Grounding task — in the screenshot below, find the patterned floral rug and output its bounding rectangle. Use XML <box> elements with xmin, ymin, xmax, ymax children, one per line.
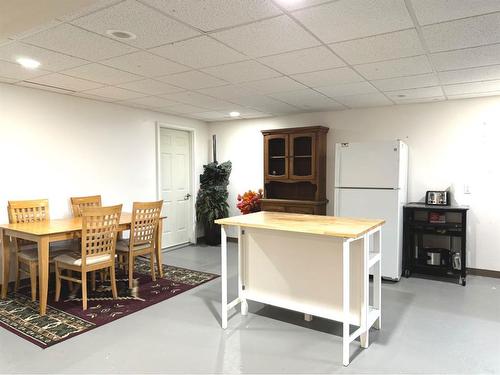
<box><xmin>0</xmin><ymin>258</ymin><xmax>218</xmax><ymax>348</ymax></box>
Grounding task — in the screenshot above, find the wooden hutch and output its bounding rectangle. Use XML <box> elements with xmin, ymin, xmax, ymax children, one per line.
<box><xmin>261</xmin><ymin>126</ymin><xmax>329</xmax><ymax>215</ymax></box>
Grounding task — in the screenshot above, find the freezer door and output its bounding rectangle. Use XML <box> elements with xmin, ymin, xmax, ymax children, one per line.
<box><xmin>335</xmin><ymin>141</ymin><xmax>401</xmax><ymax>188</ymax></box>
<box><xmin>334</xmin><ymin>188</ymin><xmax>402</xmax><ymax>280</ymax></box>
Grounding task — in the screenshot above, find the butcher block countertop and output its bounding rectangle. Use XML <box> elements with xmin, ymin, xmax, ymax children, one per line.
<box><xmin>215</xmin><ymin>211</ymin><xmax>385</xmax><ymax>238</ymax></box>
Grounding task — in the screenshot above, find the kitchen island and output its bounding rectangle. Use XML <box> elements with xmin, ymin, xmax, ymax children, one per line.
<box><xmin>215</xmin><ymin>211</ymin><xmax>384</xmax><ymax>366</ymax></box>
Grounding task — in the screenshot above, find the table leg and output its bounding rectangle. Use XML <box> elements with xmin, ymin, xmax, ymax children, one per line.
<box><xmin>38</xmin><ymin>236</ymin><xmax>50</xmax><ymax>316</ymax></box>
<box><xmin>1</xmin><ymin>229</ymin><xmax>10</xmax><ymax>299</ymax></box>
<box><xmin>374</xmin><ymin>229</ymin><xmax>382</xmax><ymax>330</ymax></box>
<box><xmin>221</xmin><ymin>225</ymin><xmax>228</xmax><ymax>329</ymax></box>
<box><xmin>360</xmin><ymin>233</ymin><xmax>370</xmax><ymax>348</ymax></box>
<box><xmin>342</xmin><ymin>239</ymin><xmax>350</xmax><ymax>367</ymax></box>
<box><xmin>156</xmin><ymin>219</ymin><xmax>163</xmax><ymax>278</ymax></box>
<box><xmin>238</xmin><ymin>227</ymin><xmax>248</xmax><ymax>316</ymax></box>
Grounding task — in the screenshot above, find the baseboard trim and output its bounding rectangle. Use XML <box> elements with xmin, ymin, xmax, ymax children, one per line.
<box><xmin>467</xmin><ymin>267</ymin><xmax>500</xmax><ymax>279</ymax></box>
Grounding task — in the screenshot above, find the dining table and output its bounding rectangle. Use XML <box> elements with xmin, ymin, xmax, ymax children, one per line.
<box><xmin>0</xmin><ymin>213</ymin><xmax>165</xmax><ymax>315</ymax></box>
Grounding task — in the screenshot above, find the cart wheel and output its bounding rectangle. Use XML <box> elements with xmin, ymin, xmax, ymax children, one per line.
<box><xmin>461</xmin><ymin>278</ymin><xmax>466</xmax><ymax>286</ymax></box>
<box><xmin>404</xmin><ymin>269</ymin><xmax>411</xmax><ymax>278</ymax></box>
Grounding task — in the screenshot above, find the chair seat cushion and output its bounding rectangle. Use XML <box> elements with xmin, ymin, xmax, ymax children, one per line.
<box><xmin>18</xmin><ymin>248</ymin><xmax>73</xmax><ymax>262</ymax></box>
<box><xmin>54</xmin><ymin>252</ymin><xmax>112</xmax><ymax>266</ymax></box>
<box><xmin>116</xmin><ymin>240</ymin><xmax>153</xmax><ymax>252</ymax></box>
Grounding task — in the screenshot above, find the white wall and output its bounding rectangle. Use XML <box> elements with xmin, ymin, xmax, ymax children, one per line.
<box><xmin>209</xmin><ymin>97</ymin><xmax>500</xmax><ymax>272</ymax></box>
<box><xmin>0</xmin><ymin>83</ymin><xmax>209</xmax><ymax>279</ymax></box>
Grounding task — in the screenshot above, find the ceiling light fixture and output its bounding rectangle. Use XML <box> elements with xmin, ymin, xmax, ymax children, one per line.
<box><xmin>106</xmin><ymin>29</ymin><xmax>137</xmax><ymax>40</ymax></box>
<box><xmin>230</xmin><ymin>111</ymin><xmax>240</xmax><ymax>117</ymax></box>
<box><xmin>17</xmin><ymin>57</ymin><xmax>41</xmax><ymax>69</ymax></box>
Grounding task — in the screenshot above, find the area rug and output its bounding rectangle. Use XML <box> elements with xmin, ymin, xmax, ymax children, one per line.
<box><xmin>0</xmin><ymin>258</ymin><xmax>219</xmax><ymax>348</ymax></box>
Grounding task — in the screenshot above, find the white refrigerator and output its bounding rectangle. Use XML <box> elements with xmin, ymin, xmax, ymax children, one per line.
<box><xmin>334</xmin><ymin>140</ymin><xmax>408</xmax><ymax>280</ymax></box>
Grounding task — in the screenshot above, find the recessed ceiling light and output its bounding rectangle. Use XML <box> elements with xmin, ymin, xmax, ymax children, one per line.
<box><xmin>397</xmin><ymin>94</ymin><xmax>406</xmax><ymax>98</ymax></box>
<box><xmin>17</xmin><ymin>57</ymin><xmax>41</xmax><ymax>69</ymax></box>
<box><xmin>106</xmin><ymin>29</ymin><xmax>137</xmax><ymax>40</ymax></box>
<box><xmin>230</xmin><ymin>111</ymin><xmax>240</xmax><ymax>117</ymax></box>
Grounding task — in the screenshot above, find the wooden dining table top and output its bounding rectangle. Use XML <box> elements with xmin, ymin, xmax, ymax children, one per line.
<box><xmin>0</xmin><ymin>213</ymin><xmax>166</xmax><ymax>236</ymax></box>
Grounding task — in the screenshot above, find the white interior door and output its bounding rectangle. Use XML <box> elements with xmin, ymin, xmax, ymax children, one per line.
<box><xmin>159</xmin><ymin>127</ymin><xmax>192</xmax><ymax>248</ymax></box>
<box><xmin>335</xmin><ymin>141</ymin><xmax>400</xmax><ymax>188</ymax></box>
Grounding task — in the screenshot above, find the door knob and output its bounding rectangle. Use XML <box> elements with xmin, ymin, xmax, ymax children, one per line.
<box><xmin>184</xmin><ymin>193</ymin><xmax>192</xmax><ymax>200</ymax></box>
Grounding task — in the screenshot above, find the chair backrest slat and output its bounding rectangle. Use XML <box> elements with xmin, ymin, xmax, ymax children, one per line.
<box><xmin>81</xmin><ymin>205</ymin><xmax>122</xmax><ymax>265</ymax></box>
<box><xmin>70</xmin><ymin>195</ymin><xmax>102</xmax><ymax>218</ymax></box>
<box><xmin>130</xmin><ymin>201</ymin><xmax>163</xmax><ymax>247</ymax></box>
<box><xmin>8</xmin><ymin>199</ymin><xmax>50</xmax><ymax>224</ymax></box>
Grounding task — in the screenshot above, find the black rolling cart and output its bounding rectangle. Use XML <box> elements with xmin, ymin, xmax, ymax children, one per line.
<box><xmin>403</xmin><ymin>203</ymin><xmax>468</xmax><ymax>286</ymax></box>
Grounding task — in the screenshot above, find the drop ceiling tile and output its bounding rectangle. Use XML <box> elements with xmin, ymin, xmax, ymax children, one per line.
<box><xmin>316</xmin><ymin>81</ymin><xmax>378</xmax><ymax>97</ymax></box>
<box><xmin>259</xmin><ymin>46</ymin><xmax>345</xmax><ymax>75</ymax></box>
<box><xmin>57</xmin><ymin>0</ymin><xmax>123</xmax><ymax>21</ymax></box>
<box><xmin>158</xmin><ymin>70</ymin><xmax>227</xmax><ymax>90</ymax></box>
<box><xmin>0</xmin><ymin>60</ymin><xmax>50</xmax><ymax>80</ymax></box>
<box><xmin>141</xmin><ymin>0</ymin><xmax>282</xmax><ymax>32</ymax></box>
<box><xmin>410</xmin><ymin>0</ymin><xmax>500</xmax><ymax>26</ymax></box>
<box><xmin>201</xmin><ymin>60</ymin><xmax>281</xmax><ymax>84</ymax></box>
<box><xmin>242</xmin><ymin>76</ymin><xmax>307</xmax><ymax>94</ymax></box>
<box><xmin>0</xmin><ymin>42</ymin><xmax>88</xmax><ymax>72</ymax></box>
<box><xmin>431</xmin><ymin>44</ymin><xmax>500</xmax><ymax>71</ymax></box>
<box><xmin>72</xmin><ymin>92</ymin><xmax>116</xmax><ymax>102</ymax></box>
<box><xmin>119</xmin><ymin>95</ymin><xmax>180</xmax><ymax>108</ymax></box>
<box><xmin>269</xmin><ymin>89</ymin><xmax>343</xmax><ymax>110</ymax></box>
<box><xmin>116</xmin><ymin>78</ymin><xmax>184</xmax><ymax>94</ymax></box>
<box><xmin>329</xmin><ymin>29</ymin><xmax>424</xmax><ymax>65</ymax></box>
<box><xmin>101</xmin><ymin>51</ymin><xmax>188</xmax><ymax>77</ymax></box>
<box><xmin>239</xmin><ymin>109</ymin><xmax>272</xmax><ymax>118</ymax></box>
<box><xmin>293</xmin><ymin>0</ymin><xmax>413</xmax><ymax>43</ymax></box>
<box><xmin>160</xmin><ymin>91</ymin><xmax>234</xmax><ymax>110</ymax></box>
<box><xmin>335</xmin><ymin>92</ymin><xmax>393</xmax><ymax>108</ymax></box>
<box><xmin>274</xmin><ymin>0</ymin><xmax>335</xmax><ymax>11</ymax></box>
<box><xmin>197</xmin><ymin>85</ymin><xmax>260</xmax><ymax>99</ymax></box>
<box><xmin>27</xmin><ymin>73</ymin><xmax>104</xmax><ymax>91</ymax></box>
<box><xmin>355</xmin><ymin>55</ymin><xmax>433</xmax><ymax>80</ymax></box>
<box><xmin>82</xmin><ymin>86</ymin><xmax>146</xmax><ymax>100</ymax></box>
<box><xmin>71</xmin><ymin>0</ymin><xmax>200</xmax><ymax>49</ymax></box>
<box><xmin>291</xmin><ymin>67</ymin><xmax>364</xmax><ymax>88</ymax></box>
<box><xmin>438</xmin><ymin>65</ymin><xmax>500</xmax><ymax>85</ymax></box>
<box><xmin>61</xmin><ymin>63</ymin><xmax>142</xmax><ymax>85</ymax></box>
<box><xmin>161</xmin><ymin>103</ymin><xmax>208</xmax><ymax>114</ymax></box>
<box><xmin>0</xmin><ymin>77</ymin><xmax>17</xmax><ymax>83</ymax></box>
<box><xmin>8</xmin><ymin>20</ymin><xmax>62</xmax><ymax>40</ymax></box>
<box><xmin>190</xmin><ymin>111</ymin><xmax>230</xmax><ymax>121</ymax></box>
<box><xmin>212</xmin><ymin>15</ymin><xmax>320</xmax><ymax>57</ymax></box>
<box><xmin>21</xmin><ymin>24</ymin><xmax>137</xmax><ymax>61</ymax></box>
<box><xmin>386</xmin><ymin>86</ymin><xmax>444</xmax><ymax>100</ymax></box>
<box><xmin>422</xmin><ymin>13</ymin><xmax>500</xmax><ymax>53</ymax></box>
<box><xmin>447</xmin><ymin>91</ymin><xmax>500</xmax><ymax>100</ymax></box>
<box><xmin>371</xmin><ymin>73</ymin><xmax>439</xmax><ymax>91</ymax></box>
<box><xmin>150</xmin><ymin>36</ymin><xmax>247</xmax><ymax>69</ymax></box>
<box><xmin>443</xmin><ymin>80</ymin><xmax>500</xmax><ymax>96</ymax></box>
<box><xmin>230</xmin><ymin>95</ymin><xmax>299</xmax><ymax>114</ymax></box>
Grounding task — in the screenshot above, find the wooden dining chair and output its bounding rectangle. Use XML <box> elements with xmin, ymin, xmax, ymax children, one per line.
<box><xmin>116</xmin><ymin>201</ymin><xmax>163</xmax><ymax>289</ymax></box>
<box><xmin>70</xmin><ymin>195</ymin><xmax>102</xmax><ymax>217</ymax></box>
<box><xmin>54</xmin><ymin>205</ymin><xmax>122</xmax><ymax>310</ymax></box>
<box><xmin>7</xmin><ymin>199</ymin><xmax>49</xmax><ymax>301</ymax></box>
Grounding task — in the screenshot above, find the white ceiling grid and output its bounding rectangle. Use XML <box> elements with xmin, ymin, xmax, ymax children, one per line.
<box><xmin>0</xmin><ymin>0</ymin><xmax>499</xmax><ymax>121</ymax></box>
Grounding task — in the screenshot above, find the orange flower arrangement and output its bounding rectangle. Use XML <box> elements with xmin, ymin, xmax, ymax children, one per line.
<box><xmin>237</xmin><ymin>189</ymin><xmax>264</xmax><ymax>214</ymax></box>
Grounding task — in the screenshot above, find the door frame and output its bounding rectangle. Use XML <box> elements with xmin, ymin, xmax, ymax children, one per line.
<box><xmin>155</xmin><ymin>122</ymin><xmax>196</xmax><ymax>246</ymax></box>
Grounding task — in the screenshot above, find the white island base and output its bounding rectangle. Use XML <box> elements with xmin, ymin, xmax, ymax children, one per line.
<box><xmin>216</xmin><ymin>211</ymin><xmax>383</xmax><ymax>366</ymax></box>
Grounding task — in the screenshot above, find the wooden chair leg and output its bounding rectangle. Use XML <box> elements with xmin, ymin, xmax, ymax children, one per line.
<box><xmin>55</xmin><ymin>262</ymin><xmax>61</xmax><ymax>302</ymax></box>
<box><xmin>82</xmin><ymin>272</ymin><xmax>88</xmax><ymax>310</ymax></box>
<box><xmin>14</xmin><ymin>257</ymin><xmax>20</xmax><ymax>292</ymax></box>
<box><xmin>91</xmin><ymin>271</ymin><xmax>96</xmax><ymax>291</ymax></box>
<box><xmin>110</xmin><ymin>266</ymin><xmax>118</xmax><ymax>299</ymax></box>
<box><xmin>29</xmin><ymin>262</ymin><xmax>37</xmax><ymax>302</ymax></box>
<box><xmin>149</xmin><ymin>252</ymin><xmax>156</xmax><ymax>282</ymax></box>
<box><xmin>128</xmin><ymin>253</ymin><xmax>135</xmax><ymax>289</ymax></box>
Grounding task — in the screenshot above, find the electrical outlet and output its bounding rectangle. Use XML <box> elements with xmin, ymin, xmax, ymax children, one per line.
<box><xmin>464</xmin><ymin>184</ymin><xmax>471</xmax><ymax>194</ymax></box>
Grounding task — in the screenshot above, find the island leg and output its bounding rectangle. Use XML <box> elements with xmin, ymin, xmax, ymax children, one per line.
<box><xmin>221</xmin><ymin>225</ymin><xmax>228</xmax><ymax>329</ymax></box>
<box><xmin>360</xmin><ymin>233</ymin><xmax>370</xmax><ymax>348</ymax></box>
<box><xmin>374</xmin><ymin>229</ymin><xmax>382</xmax><ymax>330</ymax></box>
<box><xmin>342</xmin><ymin>239</ymin><xmax>351</xmax><ymax>366</ymax></box>
<box><xmin>238</xmin><ymin>227</ymin><xmax>248</xmax><ymax>316</ymax></box>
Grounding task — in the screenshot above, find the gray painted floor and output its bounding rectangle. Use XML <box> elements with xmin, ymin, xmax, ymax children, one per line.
<box><xmin>0</xmin><ymin>243</ymin><xmax>499</xmax><ymax>374</ymax></box>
